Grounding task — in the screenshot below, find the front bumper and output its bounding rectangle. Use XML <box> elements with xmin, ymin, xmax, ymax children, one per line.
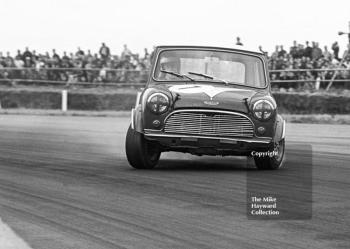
<box><xmin>144</xmin><ymin>129</ymin><xmax>273</xmax><ymax>156</ymax></box>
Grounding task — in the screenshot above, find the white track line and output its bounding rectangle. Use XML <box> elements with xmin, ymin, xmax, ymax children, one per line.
<box><xmin>0</xmin><ymin>217</ymin><xmax>33</xmax><ymax>249</ymax></box>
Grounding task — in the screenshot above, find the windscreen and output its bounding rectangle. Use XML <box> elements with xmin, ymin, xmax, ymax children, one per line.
<box><xmin>154</xmin><ymin>49</ymin><xmax>266</xmax><ymax>88</ymax></box>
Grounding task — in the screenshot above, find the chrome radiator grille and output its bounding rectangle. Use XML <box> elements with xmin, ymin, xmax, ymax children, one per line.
<box><xmin>164</xmin><ymin>111</ymin><xmax>254</xmax><ymax>138</ymax></box>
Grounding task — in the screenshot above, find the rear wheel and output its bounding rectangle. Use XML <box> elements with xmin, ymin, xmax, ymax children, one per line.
<box><xmin>125</xmin><ymin>125</ymin><xmax>161</xmax><ymax>169</ymax></box>
<box><xmin>254</xmin><ymin>139</ymin><xmax>285</xmax><ymax>170</ymax></box>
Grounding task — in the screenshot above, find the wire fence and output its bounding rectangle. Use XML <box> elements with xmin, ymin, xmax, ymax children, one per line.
<box><xmin>0</xmin><ymin>67</ymin><xmax>349</xmax><ymax>90</ymax></box>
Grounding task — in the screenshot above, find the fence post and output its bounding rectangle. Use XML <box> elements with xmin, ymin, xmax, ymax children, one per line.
<box><xmin>61</xmin><ymin>90</ymin><xmax>68</xmax><ymax>112</ymax></box>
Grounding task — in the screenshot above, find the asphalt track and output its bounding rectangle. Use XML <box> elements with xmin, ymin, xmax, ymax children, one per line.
<box><xmin>0</xmin><ymin>115</ymin><xmax>349</xmax><ymax>249</ymax></box>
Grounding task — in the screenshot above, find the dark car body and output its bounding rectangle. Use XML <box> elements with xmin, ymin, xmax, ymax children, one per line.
<box><xmin>126</xmin><ymin>46</ymin><xmax>285</xmax><ymax>169</ymax></box>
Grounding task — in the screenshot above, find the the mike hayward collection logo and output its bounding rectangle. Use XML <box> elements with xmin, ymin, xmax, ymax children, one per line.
<box><xmin>169</xmin><ymin>84</ymin><xmax>250</xmax><ymax>100</ymax></box>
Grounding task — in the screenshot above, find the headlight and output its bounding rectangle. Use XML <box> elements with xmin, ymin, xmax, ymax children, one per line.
<box><xmin>147</xmin><ymin>93</ymin><xmax>170</xmax><ymax>114</ymax></box>
<box><xmin>252</xmin><ymin>100</ymin><xmax>275</xmax><ymax>120</ymax></box>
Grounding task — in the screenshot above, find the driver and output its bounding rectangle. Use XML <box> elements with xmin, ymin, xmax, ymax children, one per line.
<box><xmin>158</xmin><ymin>57</ymin><xmax>179</xmax><ymax>80</ymax></box>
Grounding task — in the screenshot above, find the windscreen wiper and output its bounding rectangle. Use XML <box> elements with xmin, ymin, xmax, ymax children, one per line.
<box><xmin>188</xmin><ymin>71</ymin><xmax>228</xmax><ymax>85</ymax></box>
<box><xmin>160</xmin><ymin>69</ymin><xmax>195</xmax><ymax>81</ymax></box>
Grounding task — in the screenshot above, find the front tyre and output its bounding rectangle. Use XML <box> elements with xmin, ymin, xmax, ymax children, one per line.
<box><xmin>254</xmin><ymin>139</ymin><xmax>285</xmax><ymax>170</ymax></box>
<box><xmin>125</xmin><ymin>125</ymin><xmax>161</xmax><ymax>169</ymax></box>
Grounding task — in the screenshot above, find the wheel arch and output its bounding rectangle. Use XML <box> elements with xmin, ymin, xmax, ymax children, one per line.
<box><xmin>273</xmin><ymin>114</ymin><xmax>285</xmax><ymax>143</ymax></box>
<box><xmin>131</xmin><ymin>105</ymin><xmax>143</xmax><ymax>133</ymax></box>
<box><xmin>130</xmin><ymin>91</ymin><xmax>143</xmax><ymax>133</ymax></box>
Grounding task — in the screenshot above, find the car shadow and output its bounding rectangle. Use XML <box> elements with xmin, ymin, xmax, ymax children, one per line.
<box><xmin>152</xmin><ymin>143</ymin><xmax>308</xmax><ymax>172</ymax></box>
<box><xmin>154</xmin><ymin>157</ymin><xmax>257</xmax><ymax>171</ymax></box>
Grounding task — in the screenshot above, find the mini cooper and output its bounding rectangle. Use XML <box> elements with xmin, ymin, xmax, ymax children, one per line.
<box><xmin>125</xmin><ymin>46</ymin><xmax>285</xmax><ymax>170</ymax></box>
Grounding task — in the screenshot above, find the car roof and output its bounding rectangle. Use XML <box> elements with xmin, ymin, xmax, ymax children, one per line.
<box><xmin>155</xmin><ymin>45</ymin><xmax>264</xmax><ymax>56</ymax></box>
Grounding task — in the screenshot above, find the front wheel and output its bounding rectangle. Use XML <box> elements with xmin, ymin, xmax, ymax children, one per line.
<box><xmin>254</xmin><ymin>139</ymin><xmax>285</xmax><ymax>170</ymax></box>
<box><xmin>125</xmin><ymin>125</ymin><xmax>161</xmax><ymax>169</ymax></box>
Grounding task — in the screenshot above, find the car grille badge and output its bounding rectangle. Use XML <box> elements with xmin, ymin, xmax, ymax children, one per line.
<box><xmin>203</xmin><ymin>100</ymin><xmax>219</xmax><ymax>105</ymax></box>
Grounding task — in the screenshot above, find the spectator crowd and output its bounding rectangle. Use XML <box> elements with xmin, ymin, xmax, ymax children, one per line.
<box><xmin>265</xmin><ymin>41</ymin><xmax>350</xmax><ymax>87</ymax></box>
<box><xmin>0</xmin><ymin>43</ymin><xmax>152</xmax><ymax>83</ymax></box>
<box><xmin>0</xmin><ymin>41</ymin><xmax>349</xmax><ymax>88</ymax></box>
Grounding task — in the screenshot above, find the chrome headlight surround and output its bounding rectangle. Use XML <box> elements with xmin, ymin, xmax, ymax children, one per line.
<box><xmin>252</xmin><ymin>99</ymin><xmax>275</xmax><ymax>121</ymax></box>
<box><xmin>147</xmin><ymin>93</ymin><xmax>170</xmax><ymax>114</ymax></box>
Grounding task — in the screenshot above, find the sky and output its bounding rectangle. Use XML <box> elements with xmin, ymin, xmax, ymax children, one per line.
<box><xmin>1</xmin><ymin>0</ymin><xmax>350</xmax><ymax>56</ymax></box>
